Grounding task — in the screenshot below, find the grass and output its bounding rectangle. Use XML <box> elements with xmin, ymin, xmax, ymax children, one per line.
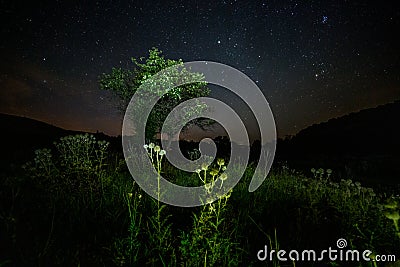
<box><xmin>0</xmin><ymin>134</ymin><xmax>399</xmax><ymax>266</ymax></box>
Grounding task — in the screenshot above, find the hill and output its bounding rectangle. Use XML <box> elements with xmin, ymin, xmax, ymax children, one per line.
<box><xmin>277</xmin><ymin>101</ymin><xmax>400</xmax><ymax>185</ymax></box>
<box><xmin>286</xmin><ymin>100</ymin><xmax>400</xmax><ymax>155</ymax></box>
<box><xmin>0</xmin><ymin>114</ymin><xmax>120</xmax><ymax>166</ymax></box>
<box><xmin>0</xmin><ymin>114</ymin><xmax>82</xmax><ymax>164</ymax></box>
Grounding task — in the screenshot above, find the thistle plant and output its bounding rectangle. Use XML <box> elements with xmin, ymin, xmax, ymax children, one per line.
<box><xmin>143</xmin><ymin>143</ymin><xmax>175</xmax><ymax>266</ymax></box>
<box><xmin>53</xmin><ymin>134</ymin><xmax>110</xmax><ymax>207</ymax></box>
<box><xmin>144</xmin><ymin>143</ymin><xmax>166</xmax><ymax>201</ymax></box>
<box><xmin>195</xmin><ymin>158</ymin><xmax>227</xmax><ymax>193</ymax></box>
<box><xmin>55</xmin><ymin>134</ymin><xmax>109</xmax><ymax>177</ymax></box>
<box><xmin>23</xmin><ymin>148</ymin><xmax>57</xmax><ymax>184</ymax></box>
<box><xmin>22</xmin><ymin>134</ymin><xmax>110</xmax><ymax>207</ymax></box>
<box><xmin>180</xmin><ymin>158</ymin><xmax>240</xmax><ymax>266</ymax></box>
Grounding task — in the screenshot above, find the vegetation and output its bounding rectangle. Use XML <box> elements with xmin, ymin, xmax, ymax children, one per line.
<box><xmin>99</xmin><ymin>48</ymin><xmax>211</xmax><ymax>142</ymax></box>
<box><xmin>1</xmin><ymin>50</ymin><xmax>398</xmax><ymax>266</ymax></box>
<box><xmin>0</xmin><ymin>133</ymin><xmax>399</xmax><ymax>266</ymax></box>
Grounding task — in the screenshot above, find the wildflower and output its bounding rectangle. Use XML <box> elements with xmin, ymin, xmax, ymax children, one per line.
<box><xmin>195</xmin><ymin>169</ymin><xmax>201</xmax><ymax>174</ymax></box>
<box><xmin>217</xmin><ymin>158</ymin><xmax>225</xmax><ymax>166</ymax></box>
<box><xmin>143</xmin><ymin>144</ymin><xmax>149</xmax><ymax>149</ymax></box>
<box><xmin>159</xmin><ymin>150</ymin><xmax>166</xmax><ymax>156</ymax></box>
<box><xmin>216</xmin><ymin>191</ymin><xmax>224</xmax><ymax>199</ymax></box>
<box><xmin>201</xmin><ymin>162</ymin><xmax>209</xmax><ymax>171</ymax></box>
<box><xmin>209</xmin><ymin>205</ymin><xmax>215</xmax><ymax>212</ymax></box>
<box><xmin>219</xmin><ymin>173</ymin><xmax>228</xmax><ymax>181</ymax></box>
<box><xmin>209</xmin><ymin>169</ymin><xmax>219</xmax><ymax>177</ymax></box>
<box><xmin>204</xmin><ymin>182</ymin><xmax>212</xmax><ymax>192</ymax></box>
<box><xmin>219</xmin><ymin>173</ymin><xmax>228</xmax><ymax>189</ymax></box>
<box><xmin>154</xmin><ymin>145</ymin><xmax>161</xmax><ymax>152</ymax></box>
<box><xmin>149</xmin><ymin>143</ymin><xmax>155</xmax><ymax>149</ymax></box>
<box><xmin>128</xmin><ymin>193</ymin><xmax>133</xmax><ymax>198</ymax></box>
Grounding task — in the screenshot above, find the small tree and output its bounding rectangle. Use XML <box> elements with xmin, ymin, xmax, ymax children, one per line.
<box><xmin>99</xmin><ymin>48</ymin><xmax>211</xmax><ymax>142</ymax></box>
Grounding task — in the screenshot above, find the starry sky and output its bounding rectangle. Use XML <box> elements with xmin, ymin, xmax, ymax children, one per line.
<box><xmin>1</xmin><ymin>0</ymin><xmax>399</xmax><ymax>138</ymax></box>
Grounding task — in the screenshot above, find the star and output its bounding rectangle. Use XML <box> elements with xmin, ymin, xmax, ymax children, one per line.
<box><xmin>0</xmin><ymin>0</ymin><xmax>397</xmax><ymax>140</ymax></box>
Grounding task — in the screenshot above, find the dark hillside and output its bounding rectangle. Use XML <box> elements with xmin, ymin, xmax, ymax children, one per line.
<box><xmin>0</xmin><ymin>114</ymin><xmax>119</xmax><ymax>167</ymax></box>
<box><xmin>277</xmin><ymin>101</ymin><xmax>400</xmax><ymax>186</ymax></box>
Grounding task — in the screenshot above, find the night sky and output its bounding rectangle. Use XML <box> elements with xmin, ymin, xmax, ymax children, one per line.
<box><xmin>1</xmin><ymin>1</ymin><xmax>399</xmax><ymax>138</ymax></box>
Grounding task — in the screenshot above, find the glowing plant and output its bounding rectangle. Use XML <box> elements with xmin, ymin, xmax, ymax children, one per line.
<box><xmin>180</xmin><ymin>158</ymin><xmax>240</xmax><ymax>266</ymax></box>
<box><xmin>143</xmin><ymin>143</ymin><xmax>175</xmax><ymax>265</ymax></box>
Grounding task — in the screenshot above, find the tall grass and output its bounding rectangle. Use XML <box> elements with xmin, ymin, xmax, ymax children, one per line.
<box><xmin>0</xmin><ymin>134</ymin><xmax>399</xmax><ymax>266</ymax></box>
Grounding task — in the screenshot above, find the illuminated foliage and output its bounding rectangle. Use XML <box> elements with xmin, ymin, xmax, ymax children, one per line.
<box><xmin>99</xmin><ymin>48</ymin><xmax>211</xmax><ymax>141</ymax></box>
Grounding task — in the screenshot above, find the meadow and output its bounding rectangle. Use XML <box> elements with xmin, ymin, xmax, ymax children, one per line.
<box><xmin>0</xmin><ymin>134</ymin><xmax>399</xmax><ymax>266</ymax></box>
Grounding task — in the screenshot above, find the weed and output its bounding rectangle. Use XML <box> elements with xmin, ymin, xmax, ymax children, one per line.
<box><xmin>112</xmin><ymin>189</ymin><xmax>142</xmax><ymax>266</ymax></box>
<box><xmin>2</xmin><ymin>137</ymin><xmax>399</xmax><ymax>266</ymax></box>
<box><xmin>179</xmin><ymin>159</ymin><xmax>241</xmax><ymax>266</ymax></box>
<box><xmin>144</xmin><ymin>143</ymin><xmax>176</xmax><ymax>266</ymax></box>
